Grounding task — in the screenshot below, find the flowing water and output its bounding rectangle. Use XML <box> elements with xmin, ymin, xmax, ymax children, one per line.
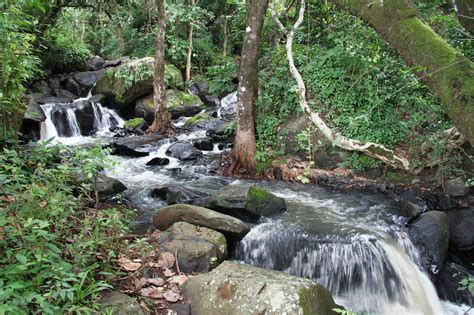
<box><xmin>36</xmin><ymin>91</ymin><xmax>472</xmax><ymax>315</ymax></box>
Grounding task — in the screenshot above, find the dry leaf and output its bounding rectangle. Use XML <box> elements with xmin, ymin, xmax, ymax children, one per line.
<box><xmin>163</xmin><ymin>290</ymin><xmax>181</xmax><ymax>303</ymax></box>
<box><xmin>139</xmin><ymin>300</ymin><xmax>150</xmax><ymax>313</ymax></box>
<box><xmin>118</xmin><ymin>255</ymin><xmax>141</xmax><ymax>271</ymax></box>
<box><xmin>140</xmin><ymin>287</ymin><xmax>164</xmax><ymax>299</ymax></box>
<box><xmin>148</xmin><ymin>277</ymin><xmax>165</xmax><ymax>286</ymax></box>
<box><xmin>156</xmin><ymin>252</ymin><xmax>175</xmax><ymax>269</ymax></box>
<box><xmin>150</xmin><ymin>230</ymin><xmax>162</xmax><ymax>240</ymax></box>
<box><xmin>167</xmin><ymin>275</ymin><xmax>188</xmax><ymax>287</ymax></box>
<box><xmin>0</xmin><ymin>195</ymin><xmax>15</xmax><ymax>204</ymax></box>
<box><xmin>134</xmin><ymin>277</ymin><xmax>148</xmax><ymax>290</ymax></box>
<box><xmin>163</xmin><ymin>269</ymin><xmax>175</xmax><ymax>277</ymax></box>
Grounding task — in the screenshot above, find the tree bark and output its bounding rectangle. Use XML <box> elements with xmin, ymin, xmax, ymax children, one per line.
<box><xmin>149</xmin><ymin>0</ymin><xmax>172</xmax><ymax>134</ymax></box>
<box><xmin>453</xmin><ymin>0</ymin><xmax>474</xmax><ymax>33</ymax></box>
<box><xmin>332</xmin><ymin>0</ymin><xmax>474</xmax><ymax>145</ymax></box>
<box><xmin>270</xmin><ymin>0</ymin><xmax>411</xmax><ymax>171</ymax></box>
<box><xmin>185</xmin><ymin>0</ymin><xmax>196</xmax><ymax>83</ymax></box>
<box><xmin>232</xmin><ymin>0</ymin><xmax>269</xmax><ymax>173</ymax></box>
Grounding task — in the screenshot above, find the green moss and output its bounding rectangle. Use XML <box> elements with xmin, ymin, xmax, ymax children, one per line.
<box><xmin>247</xmin><ymin>186</ymin><xmax>269</xmax><ymax>202</ymax></box>
<box><xmin>184</xmin><ymin>112</ymin><xmax>211</xmax><ymax>127</ymax></box>
<box><xmin>384</xmin><ymin>171</ymin><xmax>412</xmax><ymax>184</ymax></box>
<box><xmin>165</xmin><ymin>64</ymin><xmax>184</xmax><ymax>90</ymax></box>
<box><xmin>124</xmin><ymin>118</ymin><xmax>145</xmax><ymax>129</ymax></box>
<box><xmin>256</xmin><ymin>159</ymin><xmax>273</xmax><ymax>173</ymax></box>
<box><xmin>298</xmin><ymin>285</ymin><xmax>338</xmax><ymax>315</ymax></box>
<box><xmin>218</xmin><ymin>235</ymin><xmax>227</xmax><ymax>247</ymax></box>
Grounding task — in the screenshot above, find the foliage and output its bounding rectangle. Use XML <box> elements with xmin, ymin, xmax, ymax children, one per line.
<box><xmin>0</xmin><ymin>1</ymin><xmax>41</xmax><ymax>145</ymax></box>
<box><xmin>0</xmin><ymin>142</ymin><xmax>133</xmax><ymax>313</ymax></box>
<box><xmin>205</xmin><ymin>56</ymin><xmax>239</xmax><ymax>96</ymax></box>
<box><xmin>458</xmin><ymin>264</ymin><xmax>474</xmax><ymax>296</ymax></box>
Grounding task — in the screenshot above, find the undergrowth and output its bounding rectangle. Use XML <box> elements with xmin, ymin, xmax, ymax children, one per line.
<box><xmin>0</xmin><ymin>141</ymin><xmax>133</xmax><ymax>313</ymax></box>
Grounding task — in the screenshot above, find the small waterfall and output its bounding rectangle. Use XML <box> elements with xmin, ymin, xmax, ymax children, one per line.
<box><xmin>236</xmin><ymin>223</ymin><xmax>445</xmax><ymax>314</ymax></box>
<box><xmin>217</xmin><ymin>91</ymin><xmax>237</xmax><ymax>118</ymax></box>
<box><xmin>40</xmin><ymin>100</ymin><xmax>123</xmax><ymax>141</ymax></box>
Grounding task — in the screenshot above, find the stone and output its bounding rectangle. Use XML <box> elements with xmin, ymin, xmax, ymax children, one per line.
<box><xmin>73</xmin><ymin>70</ymin><xmax>106</xmax><ymax>96</ymax></box>
<box><xmin>206</xmin><ymin>121</ymin><xmax>233</xmax><ymax>143</ymax></box>
<box><xmin>159</xmin><ymin>222</ymin><xmax>227</xmax><ymax>273</ymax></box>
<box><xmin>150</xmin><ymin>186</ymin><xmax>208</xmax><ymax>205</ymax></box>
<box><xmin>193</xmin><ymin>139</ymin><xmax>214</xmax><ymax>151</ymax></box>
<box><xmin>146</xmin><ymin>157</ymin><xmax>170</xmax><ymax>166</ymax></box>
<box><xmin>437</xmin><ymin>261</ymin><xmax>474</xmax><ymax>306</ymax></box>
<box><xmin>54</xmin><ymin>88</ymin><xmax>78</xmax><ymax>100</ymax></box>
<box><xmin>96</xmin><ymin>174</ymin><xmax>127</xmax><ymax>197</ymax></box>
<box><xmin>32</xmin><ymin>80</ymin><xmax>52</xmax><ymax>95</ymax></box>
<box><xmin>72</xmin><ymin>100</ymin><xmax>95</xmax><ymax>135</ymax></box>
<box><xmin>166</xmin><ymin>141</ymin><xmax>203</xmax><ymax>161</ymax></box>
<box><xmin>182</xmin><ymin>261</ymin><xmax>338</xmax><ymax>315</ymax></box>
<box><xmin>407</xmin><ymin>211</ymin><xmax>449</xmax><ymax>278</ymax></box>
<box><xmin>87</xmin><ymin>55</ymin><xmax>105</xmax><ymax>71</ymax></box>
<box><xmin>206</xmin><ymin>185</ymin><xmax>286</xmax><ymax>222</ymax></box>
<box><xmin>444</xmin><ymin>177</ymin><xmax>469</xmax><ymax>197</ymax></box>
<box><xmin>184</xmin><ymin>112</ymin><xmax>212</xmax><ymax>127</ymax></box>
<box><xmin>153</xmin><ymin>204</ymin><xmax>250</xmax><ymax>242</ymax></box>
<box><xmin>109</xmin><ymin>143</ymin><xmax>150</xmax><ymax>157</ymax></box>
<box><xmin>123</xmin><ymin>118</ymin><xmax>147</xmax><ymax>131</ymax></box>
<box><xmin>99</xmin><ymin>291</ymin><xmax>145</xmax><ymax>315</ymax></box>
<box><xmin>447</xmin><ymin>207</ymin><xmax>474</xmax><ymax>251</ymax></box>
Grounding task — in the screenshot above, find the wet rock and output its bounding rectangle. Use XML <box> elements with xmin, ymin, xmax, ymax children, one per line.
<box><xmin>437</xmin><ymin>261</ymin><xmax>473</xmax><ymax>306</ymax></box>
<box><xmin>53</xmin><ymin>88</ymin><xmax>78</xmax><ymax>100</ymax></box>
<box><xmin>447</xmin><ymin>207</ymin><xmax>474</xmax><ymax>251</ymax></box>
<box><xmin>24</xmin><ymin>95</ymin><xmax>47</xmax><ymax>122</ymax></box>
<box><xmin>206</xmin><ymin>185</ymin><xmax>286</xmax><ymax>222</ymax></box>
<box><xmin>166</xmin><ymin>141</ymin><xmax>203</xmax><ymax>161</ymax></box>
<box><xmin>193</xmin><ymin>139</ymin><xmax>214</xmax><ymax>151</ymax></box>
<box><xmin>73</xmin><ymin>70</ymin><xmax>106</xmax><ymax>97</ymax></box>
<box><xmin>407</xmin><ymin>211</ymin><xmax>449</xmax><ymax>278</ymax></box>
<box><xmin>182</xmin><ymin>261</ymin><xmax>338</xmax><ymax>315</ymax></box>
<box><xmin>32</xmin><ymin>80</ymin><xmax>52</xmax><ymax>95</ymax></box>
<box><xmin>206</xmin><ymin>121</ymin><xmax>233</xmax><ymax>143</ymax></box>
<box><xmin>184</xmin><ymin>112</ymin><xmax>212</xmax><ymax>127</ymax></box>
<box><xmin>103</xmin><ymin>57</ymin><xmax>130</xmax><ymax>68</ymax></box>
<box><xmin>153</xmin><ymin>204</ymin><xmax>250</xmax><ymax>242</ymax></box>
<box><xmin>72</xmin><ymin>100</ymin><xmax>95</xmax><ymax>135</ymax></box>
<box><xmin>146</xmin><ymin>157</ymin><xmax>170</xmax><ymax>166</ymax></box>
<box><xmin>394</xmin><ymin>190</ymin><xmax>427</xmax><ymax>220</ymax></box>
<box><xmin>169</xmin><ymin>304</ymin><xmax>191</xmax><ymax>315</ymax></box>
<box><xmin>96</xmin><ymin>174</ymin><xmax>127</xmax><ymax>197</ymax></box>
<box><xmin>159</xmin><ymin>222</ymin><xmax>227</xmax><ymax>273</ymax></box>
<box><xmin>123</xmin><ymin>118</ymin><xmax>147</xmax><ymax>132</ymax></box>
<box><xmin>422</xmin><ymin>191</ymin><xmax>453</xmax><ymax>211</ymax></box>
<box><xmin>444</xmin><ymin>177</ymin><xmax>469</xmax><ymax>197</ymax></box>
<box><xmin>86</xmin><ymin>55</ymin><xmax>105</xmax><ymax>71</ymax></box>
<box><xmin>64</xmin><ymin>76</ymin><xmax>83</xmax><ymax>97</ymax></box>
<box><xmin>109</xmin><ymin>143</ymin><xmax>149</xmax><ymax>157</ymax></box>
<box><xmin>37</xmin><ymin>95</ymin><xmax>73</xmax><ymax>105</ymax></box>
<box><xmin>99</xmin><ymin>291</ymin><xmax>145</xmax><ymax>315</ymax></box>
<box><xmin>114</xmin><ymin>133</ymin><xmax>165</xmax><ymax>148</ymax></box>
<box><xmin>151</xmin><ymin>185</ymin><xmax>208</xmax><ymax>205</ymax></box>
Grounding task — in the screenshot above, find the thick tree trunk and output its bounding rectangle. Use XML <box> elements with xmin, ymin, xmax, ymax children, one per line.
<box><xmin>185</xmin><ymin>0</ymin><xmax>195</xmax><ymax>83</ymax></box>
<box><xmin>332</xmin><ymin>0</ymin><xmax>474</xmax><ymax>145</ymax></box>
<box><xmin>149</xmin><ymin>0</ymin><xmax>172</xmax><ymax>134</ymax></box>
<box><xmin>232</xmin><ymin>0</ymin><xmax>269</xmax><ymax>173</ymax></box>
<box><xmin>454</xmin><ymin>0</ymin><xmax>474</xmax><ymax>33</ymax></box>
<box><xmin>222</xmin><ymin>15</ymin><xmax>228</xmax><ymax>57</ymax></box>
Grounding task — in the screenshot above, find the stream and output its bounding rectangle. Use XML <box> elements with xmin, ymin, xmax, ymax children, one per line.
<box><xmin>37</xmin><ymin>91</ymin><xmax>472</xmax><ymax>315</ymax></box>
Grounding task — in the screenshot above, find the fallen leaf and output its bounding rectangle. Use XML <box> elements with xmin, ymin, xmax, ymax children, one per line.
<box><xmin>167</xmin><ymin>275</ymin><xmax>189</xmax><ymax>287</ymax></box>
<box><xmin>150</xmin><ymin>230</ymin><xmax>162</xmax><ymax>240</ymax></box>
<box><xmin>148</xmin><ymin>277</ymin><xmax>165</xmax><ymax>286</ymax></box>
<box><xmin>163</xmin><ymin>269</ymin><xmax>175</xmax><ymax>277</ymax></box>
<box><xmin>163</xmin><ymin>290</ymin><xmax>181</xmax><ymax>302</ymax></box>
<box><xmin>134</xmin><ymin>277</ymin><xmax>148</xmax><ymax>290</ymax></box>
<box><xmin>156</xmin><ymin>252</ymin><xmax>175</xmax><ymax>269</ymax></box>
<box><xmin>0</xmin><ymin>195</ymin><xmax>15</xmax><ymax>204</ymax></box>
<box><xmin>140</xmin><ymin>287</ymin><xmax>164</xmax><ymax>299</ymax></box>
<box><xmin>118</xmin><ymin>255</ymin><xmax>141</xmax><ymax>271</ymax></box>
<box><xmin>139</xmin><ymin>300</ymin><xmax>150</xmax><ymax>313</ymax></box>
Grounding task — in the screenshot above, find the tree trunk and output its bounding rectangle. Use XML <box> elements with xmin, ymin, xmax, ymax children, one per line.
<box><xmin>149</xmin><ymin>0</ymin><xmax>172</xmax><ymax>134</ymax></box>
<box><xmin>232</xmin><ymin>0</ymin><xmax>269</xmax><ymax>173</ymax></box>
<box><xmin>185</xmin><ymin>0</ymin><xmax>196</xmax><ymax>83</ymax></box>
<box><xmin>222</xmin><ymin>15</ymin><xmax>228</xmax><ymax>57</ymax></box>
<box><xmin>453</xmin><ymin>0</ymin><xmax>474</xmax><ymax>33</ymax></box>
<box><xmin>332</xmin><ymin>0</ymin><xmax>474</xmax><ymax>145</ymax></box>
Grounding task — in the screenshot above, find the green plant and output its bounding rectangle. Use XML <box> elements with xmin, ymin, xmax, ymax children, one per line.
<box><xmin>296</xmin><ymin>126</ymin><xmax>316</xmax><ymax>183</ymax></box>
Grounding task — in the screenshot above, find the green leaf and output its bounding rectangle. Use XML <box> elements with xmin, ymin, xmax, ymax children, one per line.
<box><xmin>15</xmin><ymin>254</ymin><xmax>27</xmax><ymax>265</ymax></box>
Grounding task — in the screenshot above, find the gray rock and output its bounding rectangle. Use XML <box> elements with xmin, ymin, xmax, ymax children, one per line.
<box><xmin>437</xmin><ymin>261</ymin><xmax>474</xmax><ymax>306</ymax></box>
<box><xmin>193</xmin><ymin>139</ymin><xmax>213</xmax><ymax>151</ymax></box>
<box><xmin>206</xmin><ymin>121</ymin><xmax>233</xmax><ymax>143</ymax></box>
<box><xmin>53</xmin><ymin>88</ymin><xmax>78</xmax><ymax>100</ymax></box>
<box><xmin>96</xmin><ymin>174</ymin><xmax>127</xmax><ymax>197</ymax></box>
<box><xmin>87</xmin><ymin>56</ymin><xmax>105</xmax><ymax>71</ymax></box>
<box><xmin>99</xmin><ymin>291</ymin><xmax>145</xmax><ymax>315</ymax></box>
<box><xmin>447</xmin><ymin>207</ymin><xmax>474</xmax><ymax>251</ymax></box>
<box><xmin>24</xmin><ymin>94</ymin><xmax>47</xmax><ymax>122</ymax></box>
<box><xmin>407</xmin><ymin>211</ymin><xmax>449</xmax><ymax>278</ymax></box>
<box><xmin>182</xmin><ymin>261</ymin><xmax>338</xmax><ymax>315</ymax></box>
<box><xmin>32</xmin><ymin>80</ymin><xmax>52</xmax><ymax>95</ymax></box>
<box><xmin>159</xmin><ymin>222</ymin><xmax>227</xmax><ymax>273</ymax></box>
<box><xmin>150</xmin><ymin>185</ymin><xmax>208</xmax><ymax>205</ymax></box>
<box><xmin>166</xmin><ymin>141</ymin><xmax>203</xmax><ymax>161</ymax></box>
<box><xmin>73</xmin><ymin>70</ymin><xmax>106</xmax><ymax>97</ymax></box>
<box><xmin>153</xmin><ymin>204</ymin><xmax>250</xmax><ymax>242</ymax></box>
<box><xmin>146</xmin><ymin>157</ymin><xmax>170</xmax><ymax>166</ymax></box>
<box><xmin>110</xmin><ymin>143</ymin><xmax>149</xmax><ymax>157</ymax></box>
<box><xmin>444</xmin><ymin>177</ymin><xmax>469</xmax><ymax>197</ymax></box>
<box><xmin>206</xmin><ymin>185</ymin><xmax>286</xmax><ymax>222</ymax></box>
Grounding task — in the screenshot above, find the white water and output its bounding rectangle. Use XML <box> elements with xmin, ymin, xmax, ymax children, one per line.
<box><xmin>217</xmin><ymin>90</ymin><xmax>237</xmax><ymax>118</ymax></box>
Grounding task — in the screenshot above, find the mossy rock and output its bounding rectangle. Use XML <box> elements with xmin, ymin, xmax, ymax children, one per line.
<box><xmin>92</xmin><ymin>58</ymin><xmax>184</xmax><ymax>111</ymax></box>
<box><xmin>184</xmin><ymin>112</ymin><xmax>212</xmax><ymax>127</ymax></box>
<box><xmin>182</xmin><ymin>261</ymin><xmax>338</xmax><ymax>315</ymax></box>
<box><xmin>206</xmin><ymin>185</ymin><xmax>286</xmax><ymax>222</ymax></box>
<box><xmin>123</xmin><ymin>117</ymin><xmax>146</xmax><ymax>130</ymax></box>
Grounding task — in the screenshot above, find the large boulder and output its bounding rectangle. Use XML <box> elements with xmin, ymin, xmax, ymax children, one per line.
<box><xmin>447</xmin><ymin>207</ymin><xmax>474</xmax><ymax>251</ymax></box>
<box><xmin>407</xmin><ymin>211</ymin><xmax>449</xmax><ymax>278</ymax></box>
<box><xmin>72</xmin><ymin>100</ymin><xmax>95</xmax><ymax>135</ymax></box>
<box><xmin>206</xmin><ymin>120</ymin><xmax>234</xmax><ymax>143</ymax></box>
<box><xmin>159</xmin><ymin>222</ymin><xmax>227</xmax><ymax>273</ymax></box>
<box><xmin>86</xmin><ymin>56</ymin><xmax>105</xmax><ymax>71</ymax></box>
<box><xmin>153</xmin><ymin>204</ymin><xmax>250</xmax><ymax>242</ymax></box>
<box><xmin>150</xmin><ymin>185</ymin><xmax>208</xmax><ymax>205</ymax></box>
<box><xmin>206</xmin><ymin>185</ymin><xmax>286</xmax><ymax>222</ymax></box>
<box><xmin>277</xmin><ymin>115</ymin><xmax>349</xmax><ymax>169</ymax></box>
<box><xmin>166</xmin><ymin>141</ymin><xmax>203</xmax><ymax>161</ymax></box>
<box><xmin>99</xmin><ymin>291</ymin><xmax>145</xmax><ymax>315</ymax></box>
<box><xmin>443</xmin><ymin>177</ymin><xmax>469</xmax><ymax>197</ymax></box>
<box><xmin>93</xmin><ymin>58</ymin><xmax>183</xmax><ymax>111</ymax></box>
<box><xmin>109</xmin><ymin>143</ymin><xmax>150</xmax><ymax>157</ymax></box>
<box><xmin>21</xmin><ymin>94</ymin><xmax>48</xmax><ymax>141</ymax></box>
<box><xmin>96</xmin><ymin>174</ymin><xmax>127</xmax><ymax>197</ymax></box>
<box><xmin>134</xmin><ymin>89</ymin><xmax>203</xmax><ymax>124</ymax></box>
<box><xmin>182</xmin><ymin>261</ymin><xmax>338</xmax><ymax>315</ymax></box>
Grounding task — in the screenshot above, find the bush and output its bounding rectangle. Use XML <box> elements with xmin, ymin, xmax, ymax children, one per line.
<box><xmin>0</xmin><ymin>142</ymin><xmax>133</xmax><ymax>313</ymax></box>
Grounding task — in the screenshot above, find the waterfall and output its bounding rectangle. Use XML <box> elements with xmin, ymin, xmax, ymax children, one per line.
<box><xmin>236</xmin><ymin>223</ymin><xmax>445</xmax><ymax>314</ymax></box>
<box><xmin>40</xmin><ymin>100</ymin><xmax>123</xmax><ymax>142</ymax></box>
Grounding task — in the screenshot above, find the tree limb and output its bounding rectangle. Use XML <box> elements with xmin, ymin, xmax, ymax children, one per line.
<box><xmin>269</xmin><ymin>0</ymin><xmax>411</xmax><ymax>171</ymax></box>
